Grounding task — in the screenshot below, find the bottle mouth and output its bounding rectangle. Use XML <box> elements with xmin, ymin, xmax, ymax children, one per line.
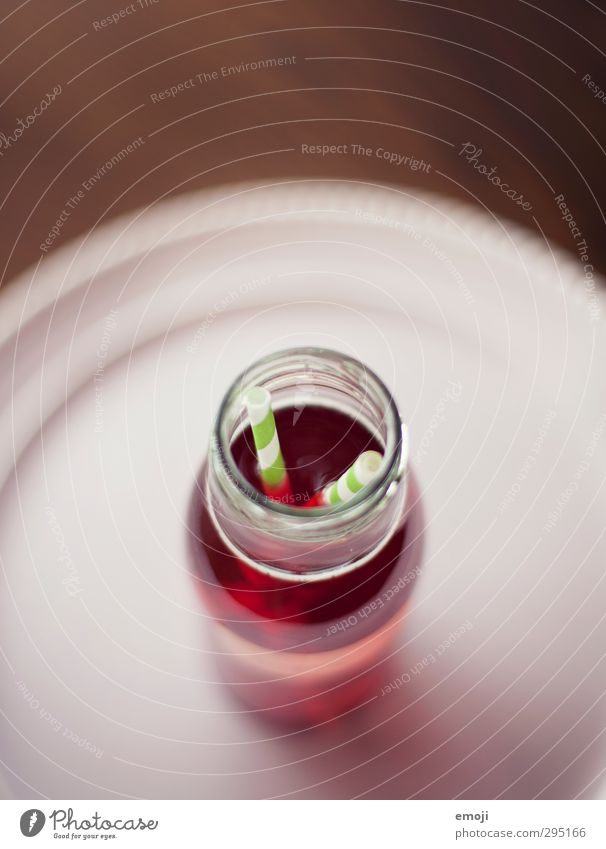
<box><xmin>212</xmin><ymin>347</ymin><xmax>404</xmax><ymax>522</ymax></box>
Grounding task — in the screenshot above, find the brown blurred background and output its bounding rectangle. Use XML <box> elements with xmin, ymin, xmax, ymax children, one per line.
<box><xmin>0</xmin><ymin>0</ymin><xmax>604</xmax><ymax>286</ymax></box>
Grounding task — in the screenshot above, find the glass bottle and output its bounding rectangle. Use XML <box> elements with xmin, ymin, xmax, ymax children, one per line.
<box><xmin>189</xmin><ymin>348</ymin><xmax>423</xmax><ymax>724</ymax></box>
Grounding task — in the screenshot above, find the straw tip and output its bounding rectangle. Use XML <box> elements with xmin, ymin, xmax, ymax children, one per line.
<box><xmin>243</xmin><ymin>385</ymin><xmax>269</xmax><ymax>410</ymax></box>
<box><xmin>356</xmin><ymin>450</ymin><xmax>383</xmax><ymax>476</ymax></box>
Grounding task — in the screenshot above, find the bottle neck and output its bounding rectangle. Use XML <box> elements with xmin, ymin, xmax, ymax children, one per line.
<box><xmin>206</xmin><ymin>348</ymin><xmax>409</xmax><ymax>582</ymax></box>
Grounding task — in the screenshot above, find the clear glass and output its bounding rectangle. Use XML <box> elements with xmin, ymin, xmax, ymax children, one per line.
<box><xmin>189</xmin><ymin>348</ymin><xmax>423</xmax><ymax>724</ymax></box>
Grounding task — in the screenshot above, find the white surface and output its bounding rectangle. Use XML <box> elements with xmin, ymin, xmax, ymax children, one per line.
<box><xmin>0</xmin><ymin>181</ymin><xmax>605</xmax><ymax>799</ymax></box>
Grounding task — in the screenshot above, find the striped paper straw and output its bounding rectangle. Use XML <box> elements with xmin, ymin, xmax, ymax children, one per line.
<box><xmin>318</xmin><ymin>450</ymin><xmax>383</xmax><ymax>506</ymax></box>
<box><xmin>244</xmin><ymin>386</ymin><xmax>290</xmax><ymax>497</ymax></box>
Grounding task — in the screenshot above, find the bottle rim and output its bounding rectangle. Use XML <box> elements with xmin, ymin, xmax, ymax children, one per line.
<box><xmin>212</xmin><ymin>346</ymin><xmax>404</xmax><ymax>523</ymax></box>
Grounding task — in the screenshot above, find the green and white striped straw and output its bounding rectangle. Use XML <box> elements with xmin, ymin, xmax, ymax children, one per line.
<box><xmin>244</xmin><ymin>386</ymin><xmax>289</xmax><ymax>494</ymax></box>
<box><xmin>320</xmin><ymin>450</ymin><xmax>383</xmax><ymax>506</ymax></box>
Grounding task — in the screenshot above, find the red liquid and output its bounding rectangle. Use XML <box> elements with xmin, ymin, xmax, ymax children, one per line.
<box><xmin>190</xmin><ymin>405</ymin><xmax>423</xmax><ymax>722</ymax></box>
<box><xmin>235</xmin><ymin>404</ymin><xmax>381</xmax><ymax>509</ymax></box>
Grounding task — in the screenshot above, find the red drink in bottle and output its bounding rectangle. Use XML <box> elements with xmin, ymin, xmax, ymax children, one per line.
<box><xmin>190</xmin><ymin>349</ymin><xmax>422</xmax><ymax>724</ymax></box>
